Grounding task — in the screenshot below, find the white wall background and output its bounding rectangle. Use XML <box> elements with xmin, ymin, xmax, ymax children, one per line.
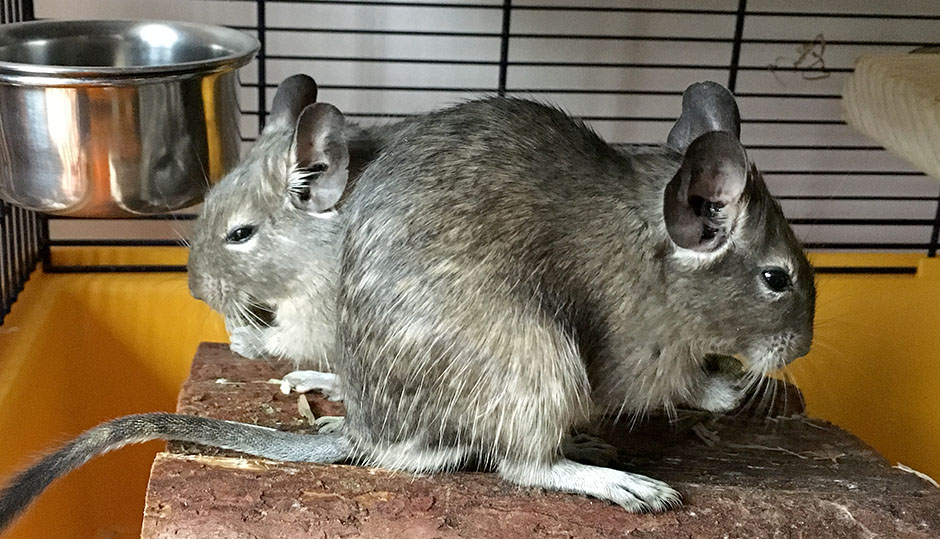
<box><xmin>37</xmin><ymin>0</ymin><xmax>940</xmax><ymax>251</ymax></box>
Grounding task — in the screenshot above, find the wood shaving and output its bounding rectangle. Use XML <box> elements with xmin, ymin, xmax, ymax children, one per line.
<box><xmin>297</xmin><ymin>394</ymin><xmax>316</xmax><ymax>426</ymax></box>
<box><xmin>895</xmin><ymin>462</ymin><xmax>940</xmax><ymax>488</ymax></box>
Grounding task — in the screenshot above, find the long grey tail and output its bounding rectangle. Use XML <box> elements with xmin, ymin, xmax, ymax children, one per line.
<box><xmin>0</xmin><ymin>412</ymin><xmax>350</xmax><ymax>532</ymax></box>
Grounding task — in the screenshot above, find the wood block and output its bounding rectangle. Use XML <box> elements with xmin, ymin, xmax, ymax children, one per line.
<box><xmin>141</xmin><ymin>343</ymin><xmax>940</xmax><ymax>538</ymax></box>
<box><xmin>842</xmin><ymin>53</ymin><xmax>940</xmax><ymax>181</ymax></box>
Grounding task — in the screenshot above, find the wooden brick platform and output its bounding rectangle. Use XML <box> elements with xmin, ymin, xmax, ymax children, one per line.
<box><xmin>141</xmin><ymin>343</ymin><xmax>940</xmax><ymax>538</ymax></box>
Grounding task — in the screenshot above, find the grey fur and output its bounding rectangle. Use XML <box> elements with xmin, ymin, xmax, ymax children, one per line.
<box><xmin>335</xmin><ymin>91</ymin><xmax>814</xmax><ymax>510</ymax></box>
<box><xmin>187</xmin><ymin>77</ymin><xmax>397</xmax><ymax>369</ymax></box>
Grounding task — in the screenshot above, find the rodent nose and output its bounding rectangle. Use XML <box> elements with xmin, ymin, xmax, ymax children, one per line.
<box><xmin>785</xmin><ymin>337</ymin><xmax>813</xmax><ymax>364</ymax></box>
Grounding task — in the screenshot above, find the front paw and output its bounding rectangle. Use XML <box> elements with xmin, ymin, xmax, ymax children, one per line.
<box><xmin>690</xmin><ymin>373</ymin><xmax>745</xmax><ymax>413</ymax></box>
<box><xmin>280</xmin><ymin>370</ymin><xmax>345</xmax><ymax>402</ymax></box>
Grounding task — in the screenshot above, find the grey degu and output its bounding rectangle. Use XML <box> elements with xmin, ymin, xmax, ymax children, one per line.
<box><xmin>0</xmin><ymin>87</ymin><xmax>366</xmax><ymax>530</ymax></box>
<box><xmin>333</xmin><ymin>81</ymin><xmax>815</xmax><ymax>511</ymax></box>
<box><xmin>187</xmin><ymin>73</ymin><xmax>392</xmax><ymax>376</ymax></box>
<box><xmin>0</xmin><ymin>82</ymin><xmax>815</xmax><ymax>530</ymax></box>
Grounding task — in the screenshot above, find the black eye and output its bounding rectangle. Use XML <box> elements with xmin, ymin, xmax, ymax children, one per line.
<box><xmin>761</xmin><ymin>267</ymin><xmax>792</xmax><ymax>292</ymax></box>
<box><xmin>226</xmin><ymin>225</ymin><xmax>256</xmax><ymax>244</ymax></box>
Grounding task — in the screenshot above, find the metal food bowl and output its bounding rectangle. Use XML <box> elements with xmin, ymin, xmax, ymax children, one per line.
<box><xmin>0</xmin><ymin>19</ymin><xmax>259</xmax><ymax>217</ymax></box>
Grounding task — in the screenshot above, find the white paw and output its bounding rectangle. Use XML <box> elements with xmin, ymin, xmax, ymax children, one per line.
<box><xmin>562</xmin><ymin>434</ymin><xmax>618</xmax><ymax>467</ymax></box>
<box><xmin>691</xmin><ymin>373</ymin><xmax>745</xmax><ymax>413</ymax></box>
<box><xmin>501</xmin><ymin>459</ymin><xmax>681</xmax><ymax>514</ymax></box>
<box><xmin>314</xmin><ymin>416</ymin><xmax>345</xmax><ymax>434</ymax></box>
<box><xmin>280</xmin><ymin>370</ymin><xmax>345</xmax><ymax>401</ymax></box>
<box><xmin>228</xmin><ymin>324</ymin><xmax>267</xmax><ymax>359</ymax></box>
<box><xmin>597</xmin><ymin>468</ymin><xmax>682</xmax><ymax>513</ymax></box>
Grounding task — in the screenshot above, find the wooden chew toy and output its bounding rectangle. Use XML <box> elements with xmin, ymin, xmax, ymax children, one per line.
<box><xmin>842</xmin><ymin>53</ymin><xmax>940</xmax><ymax>182</ymax></box>
<box><xmin>139</xmin><ymin>343</ymin><xmax>940</xmax><ymax>538</ymax></box>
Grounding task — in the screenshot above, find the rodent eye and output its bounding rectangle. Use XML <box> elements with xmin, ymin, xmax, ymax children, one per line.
<box><xmin>225</xmin><ymin>225</ymin><xmax>256</xmax><ymax>244</ymax></box>
<box><xmin>761</xmin><ymin>267</ymin><xmax>792</xmax><ymax>292</ymax></box>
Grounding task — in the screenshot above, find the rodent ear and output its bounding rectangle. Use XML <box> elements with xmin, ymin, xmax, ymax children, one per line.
<box><xmin>288</xmin><ymin>102</ymin><xmax>349</xmax><ymax>214</ymax></box>
<box><xmin>265</xmin><ymin>74</ymin><xmax>319</xmax><ymax>133</ymax></box>
<box><xmin>667</xmin><ymin>81</ymin><xmax>741</xmax><ymax>153</ymax></box>
<box><xmin>663</xmin><ymin>131</ymin><xmax>748</xmax><ymax>252</ymax></box>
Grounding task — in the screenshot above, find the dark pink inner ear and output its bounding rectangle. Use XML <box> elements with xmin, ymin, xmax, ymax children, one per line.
<box><xmin>663</xmin><ymin>131</ymin><xmax>748</xmax><ymax>252</ymax></box>
<box><xmin>290</xmin><ymin>103</ymin><xmax>350</xmax><ymax>214</ymax></box>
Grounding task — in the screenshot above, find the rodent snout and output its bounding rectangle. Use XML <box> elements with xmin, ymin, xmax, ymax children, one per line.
<box><xmin>785</xmin><ymin>335</ymin><xmax>813</xmax><ymax>364</ymax></box>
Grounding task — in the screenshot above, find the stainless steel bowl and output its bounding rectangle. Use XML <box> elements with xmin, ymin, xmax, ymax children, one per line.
<box><xmin>0</xmin><ymin>19</ymin><xmax>259</xmax><ymax>217</ymax></box>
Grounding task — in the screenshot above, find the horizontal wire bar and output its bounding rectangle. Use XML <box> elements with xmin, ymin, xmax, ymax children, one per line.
<box><xmin>50</xmin><ymin>239</ymin><xmax>188</xmax><ymax>247</ymax></box>
<box><xmin>777</xmin><ymin>195</ymin><xmax>940</xmax><ymax>201</ymax></box>
<box><xmin>803</xmin><ymin>242</ymin><xmax>932</xmax><ymax>249</ymax></box>
<box><xmin>267</xmin><ymin>54</ymin><xmax>501</xmax><ymax>65</ymax></box>
<box><xmin>43</xmin><ymin>264</ymin><xmax>189</xmax><ymax>273</ymax></box>
<box><xmin>262</xmin><ymin>54</ymin><xmax>847</xmax><ymax>73</ymax></box>
<box><xmin>238</xmin><ymin>82</ymin><xmax>845</xmax><ymax>100</ymax></box>
<box><xmin>228</xmin><ymin>0</ymin><xmax>505</xmax><ymax>9</ymax></box>
<box><xmin>789</xmin><ymin>218</ymin><xmax>936</xmax><ymax>226</ymax></box>
<box><xmin>46</xmin><ymin>214</ymin><xmax>198</xmax><ymax>221</ymax></box>
<box><xmin>812</xmin><ymin>266</ymin><xmax>917</xmax><ymax>275</ymax></box>
<box><xmin>266</xmin><ymin>26</ymin><xmax>501</xmax><ymax>37</ymax></box>
<box><xmin>747</xmin><ymin>145</ymin><xmax>884</xmax><ymax>151</ymax></box>
<box><xmin>763</xmin><ymin>170</ymin><xmax>925</xmax><ymax>176</ymax></box>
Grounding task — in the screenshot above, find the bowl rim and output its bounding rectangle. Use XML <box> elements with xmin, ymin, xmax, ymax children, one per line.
<box><xmin>0</xmin><ymin>19</ymin><xmax>260</xmax><ymax>83</ymax></box>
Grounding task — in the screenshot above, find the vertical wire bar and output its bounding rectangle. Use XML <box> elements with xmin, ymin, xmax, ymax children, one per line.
<box><xmin>40</xmin><ymin>214</ymin><xmax>50</xmax><ymax>270</ymax></box>
<box><xmin>1</xmin><ymin>204</ymin><xmax>6</xmax><ymax>317</ymax></box>
<box><xmin>31</xmin><ymin>211</ymin><xmax>38</xmax><ymax>267</ymax></box>
<box><xmin>256</xmin><ymin>0</ymin><xmax>267</xmax><ymax>134</ymax></box>
<box><xmin>14</xmin><ymin>206</ymin><xmax>22</xmax><ymax>284</ymax></box>
<box><xmin>18</xmin><ymin>208</ymin><xmax>27</xmax><ymax>281</ymax></box>
<box><xmin>497</xmin><ymin>0</ymin><xmax>512</xmax><ymax>96</ymax></box>
<box><xmin>2</xmin><ymin>204</ymin><xmax>11</xmax><ymax>319</ymax></box>
<box><xmin>0</xmin><ymin>0</ymin><xmax>6</xmax><ymax>320</ymax></box>
<box><xmin>928</xmin><ymin>188</ymin><xmax>940</xmax><ymax>257</ymax></box>
<box><xmin>25</xmin><ymin>205</ymin><xmax>34</xmax><ymax>265</ymax></box>
<box><xmin>0</xmin><ymin>0</ymin><xmax>39</xmax><ymax>323</ymax></box>
<box><xmin>727</xmin><ymin>0</ymin><xmax>748</xmax><ymax>92</ymax></box>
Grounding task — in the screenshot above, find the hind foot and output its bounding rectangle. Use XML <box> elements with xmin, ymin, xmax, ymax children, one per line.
<box><xmin>314</xmin><ymin>416</ymin><xmax>345</xmax><ymax>434</ymax></box>
<box><xmin>498</xmin><ymin>458</ymin><xmax>681</xmax><ymax>513</ymax></box>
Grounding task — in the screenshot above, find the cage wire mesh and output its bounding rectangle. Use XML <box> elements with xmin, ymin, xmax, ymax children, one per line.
<box><xmin>0</xmin><ymin>0</ymin><xmax>45</xmax><ymax>324</ymax></box>
<box><xmin>4</xmin><ymin>0</ymin><xmax>940</xmax><ymax>306</ymax></box>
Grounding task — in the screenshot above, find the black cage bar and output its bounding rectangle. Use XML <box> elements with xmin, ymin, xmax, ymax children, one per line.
<box><xmin>0</xmin><ymin>0</ymin><xmax>43</xmax><ymax>324</ymax></box>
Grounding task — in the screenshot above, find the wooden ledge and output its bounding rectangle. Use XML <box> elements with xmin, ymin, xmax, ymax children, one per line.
<box><xmin>141</xmin><ymin>343</ymin><xmax>940</xmax><ymax>538</ymax></box>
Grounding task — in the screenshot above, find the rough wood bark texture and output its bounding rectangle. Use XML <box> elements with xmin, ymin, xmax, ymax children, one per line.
<box><xmin>842</xmin><ymin>53</ymin><xmax>940</xmax><ymax>182</ymax></box>
<box><xmin>141</xmin><ymin>343</ymin><xmax>940</xmax><ymax>538</ymax></box>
